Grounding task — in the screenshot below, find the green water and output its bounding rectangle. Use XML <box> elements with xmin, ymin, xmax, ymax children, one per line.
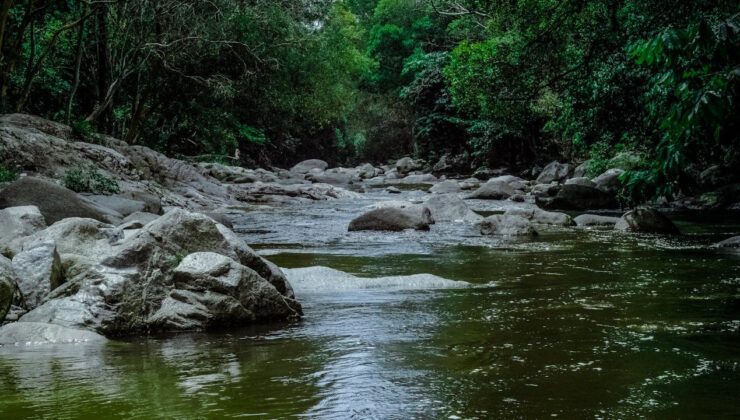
<box><xmin>1</xmin><ymin>197</ymin><xmax>739</xmax><ymax>418</ymax></box>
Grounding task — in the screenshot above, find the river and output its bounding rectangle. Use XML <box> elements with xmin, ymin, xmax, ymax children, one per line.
<box><xmin>1</xmin><ymin>188</ymin><xmax>739</xmax><ymax>418</ymax></box>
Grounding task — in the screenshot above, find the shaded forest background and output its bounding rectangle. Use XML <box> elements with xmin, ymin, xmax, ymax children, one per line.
<box><xmin>0</xmin><ymin>0</ymin><xmax>738</xmax><ymax>203</ymax></box>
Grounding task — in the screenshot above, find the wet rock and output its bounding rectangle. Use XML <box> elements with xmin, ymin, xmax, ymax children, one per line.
<box><xmin>386</xmin><ymin>186</ymin><xmax>402</xmax><ymax>194</ymax></box>
<box><xmin>14</xmin><ymin>218</ymin><xmax>123</xmax><ymax>264</ymax></box>
<box><xmin>565</xmin><ymin>177</ymin><xmax>596</xmax><ymax>188</ymax></box>
<box><xmin>715</xmin><ymin>236</ymin><xmax>740</xmax><ymax>248</ymax></box>
<box><xmin>0</xmin><ymin>322</ymin><xmax>107</xmax><ymax>345</ymax></box>
<box><xmin>230</xmin><ymin>182</ymin><xmax>359</xmax><ymax>202</ymax></box>
<box><xmin>458</xmin><ymin>178</ymin><xmax>481</xmax><ymax>190</ymax></box>
<box><xmin>356</xmin><ymin>163</ymin><xmax>379</xmax><ymax>179</ymax></box>
<box><xmin>148</xmin><ymin>252</ymin><xmax>301</xmax><ymax>331</ymax></box>
<box><xmin>468</xmin><ymin>176</ymin><xmax>525</xmax><ymax>200</ymax></box>
<box><xmin>479</xmin><ymin>214</ymin><xmax>538</xmax><ymax>236</ymax></box>
<box><xmin>307</xmin><ymin>169</ymin><xmax>355</xmax><ymax>186</ymax></box>
<box><xmin>536</xmin><ymin>161</ymin><xmax>572</xmax><ymax>184</ymax></box>
<box><xmin>505</xmin><ymin>208</ymin><xmax>573</xmax><ymax>226</ymax></box>
<box><xmin>432</xmin><ymin>153</ymin><xmax>470</xmax><ymax>174</ymax></box>
<box><xmin>395</xmin><ymin>157</ymin><xmax>423</xmax><ymax>175</ymax></box>
<box><xmin>1</xmin><ymin>255</ymin><xmax>16</xmax><ymax>322</ymax></box>
<box><xmin>615</xmin><ymin>208</ymin><xmax>679</xmax><ymax>234</ymax></box>
<box><xmin>114</xmin><ymin>190</ymin><xmax>162</xmax><ymax>214</ymax></box>
<box><xmin>593</xmin><ymin>168</ymin><xmax>624</xmax><ymax>192</ymax></box>
<box><xmin>473</xmin><ymin>167</ymin><xmax>508</xmax><ymax>180</ymax></box>
<box><xmin>424</xmin><ymin>194</ymin><xmax>483</xmax><ymax>223</ymax></box>
<box><xmin>531</xmin><ymin>182</ymin><xmax>560</xmax><ymax>198</ymax></box>
<box><xmin>536</xmin><ymin>184</ymin><xmax>619</xmax><ymax>210</ymax></box>
<box><xmin>12</xmin><ymin>241</ymin><xmax>64</xmax><ymax>310</ymax></box>
<box><xmin>574</xmin><ymin>214</ymin><xmax>620</xmax><ymax>227</ymax></box>
<box><xmin>0</xmin><ymin>205</ymin><xmax>47</xmax><ymax>257</ymax></box>
<box><xmin>121</xmin><ymin>211</ymin><xmax>160</xmax><ymax>227</ymax></box>
<box><xmin>509</xmin><ymin>194</ymin><xmax>527</xmax><ymax>203</ymax></box>
<box><xmin>429</xmin><ymin>180</ymin><xmax>462</xmax><ymax>194</ymax></box>
<box><xmin>0</xmin><ymin>177</ymin><xmax>121</xmax><ymax>224</ymax></box>
<box><xmin>349</xmin><ymin>207</ymin><xmax>431</xmax><ymax>232</ymax></box>
<box><xmin>397</xmin><ymin>173</ymin><xmax>438</xmax><ymax>185</ymax></box>
<box><xmin>290</xmin><ymin>159</ymin><xmax>328</xmax><ymax>174</ymax></box>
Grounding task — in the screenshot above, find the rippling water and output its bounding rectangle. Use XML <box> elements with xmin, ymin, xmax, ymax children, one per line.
<box><xmin>1</xmin><ymin>190</ymin><xmax>739</xmax><ymax>419</ymax></box>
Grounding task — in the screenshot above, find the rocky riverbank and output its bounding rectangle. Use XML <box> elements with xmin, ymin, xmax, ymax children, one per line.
<box><xmin>1</xmin><ymin>114</ymin><xmax>739</xmax><ymax>344</ymax></box>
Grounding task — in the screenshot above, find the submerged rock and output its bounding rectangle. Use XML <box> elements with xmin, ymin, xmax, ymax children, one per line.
<box><xmin>0</xmin><ymin>322</ymin><xmax>106</xmax><ymax>345</ymax></box>
<box><xmin>0</xmin><ymin>177</ymin><xmax>121</xmax><ymax>224</ymax></box>
<box><xmin>574</xmin><ymin>214</ymin><xmax>620</xmax><ymax>227</ymax></box>
<box><xmin>349</xmin><ymin>207</ymin><xmax>432</xmax><ymax>232</ymax></box>
<box><xmin>615</xmin><ymin>208</ymin><xmax>679</xmax><ymax>234</ymax></box>
<box><xmin>479</xmin><ymin>214</ymin><xmax>538</xmax><ymax>236</ymax></box>
<box><xmin>715</xmin><ymin>236</ymin><xmax>740</xmax><ymax>248</ymax></box>
<box><xmin>283</xmin><ymin>266</ymin><xmax>469</xmax><ymax>293</ymax></box>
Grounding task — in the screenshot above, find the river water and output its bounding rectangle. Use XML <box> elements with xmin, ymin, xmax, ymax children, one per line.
<box><xmin>1</xmin><ymin>188</ymin><xmax>739</xmax><ymax>418</ymax></box>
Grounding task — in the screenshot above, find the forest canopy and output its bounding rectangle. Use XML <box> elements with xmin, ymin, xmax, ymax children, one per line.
<box><xmin>1</xmin><ymin>0</ymin><xmax>738</xmax><ymax>203</ymax></box>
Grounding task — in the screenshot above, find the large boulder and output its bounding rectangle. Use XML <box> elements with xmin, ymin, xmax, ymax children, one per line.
<box><xmin>479</xmin><ymin>215</ymin><xmax>538</xmax><ymax>236</ymax></box>
<box><xmin>565</xmin><ymin>177</ymin><xmax>596</xmax><ymax>188</ymax></box>
<box><xmin>573</xmin><ymin>161</ymin><xmax>589</xmax><ymax>178</ymax></box>
<box><xmin>536</xmin><ymin>162</ymin><xmax>572</xmax><ymax>184</ymax></box>
<box><xmin>429</xmin><ymin>180</ymin><xmax>461</xmax><ymax>194</ymax></box>
<box><xmin>432</xmin><ymin>153</ymin><xmax>470</xmax><ymax>174</ymax></box>
<box><xmin>20</xmin><ymin>209</ymin><xmax>300</xmax><ymax>335</ymax></box>
<box><xmin>0</xmin><ymin>205</ymin><xmax>47</xmax><ymax>257</ymax></box>
<box><xmin>0</xmin><ymin>322</ymin><xmax>107</xmax><ymax>345</ymax></box>
<box><xmin>615</xmin><ymin>208</ymin><xmax>680</xmax><ymax>234</ymax></box>
<box><xmin>12</xmin><ymin>241</ymin><xmax>64</xmax><ymax>310</ymax></box>
<box><xmin>715</xmin><ymin>236</ymin><xmax>740</xmax><ymax>248</ymax></box>
<box><xmin>574</xmin><ymin>214</ymin><xmax>620</xmax><ymax>227</ymax></box>
<box><xmin>468</xmin><ymin>177</ymin><xmax>522</xmax><ymax>200</ymax></box>
<box><xmin>0</xmin><ymin>255</ymin><xmax>16</xmax><ymax>322</ymax></box>
<box><xmin>349</xmin><ymin>207</ymin><xmax>432</xmax><ymax>232</ymax></box>
<box><xmin>593</xmin><ymin>168</ymin><xmax>625</xmax><ymax>192</ymax></box>
<box><xmin>290</xmin><ymin>159</ymin><xmax>328</xmax><ymax>174</ymax></box>
<box><xmin>424</xmin><ymin>194</ymin><xmax>483</xmax><ymax>223</ymax></box>
<box><xmin>148</xmin><ymin>252</ymin><xmax>301</xmax><ymax>330</ymax></box>
<box><xmin>0</xmin><ymin>177</ymin><xmax>121</xmax><ymax>224</ymax></box>
<box><xmin>395</xmin><ymin>157</ymin><xmax>423</xmax><ymax>175</ymax></box>
<box><xmin>398</xmin><ymin>174</ymin><xmax>438</xmax><ymax>185</ymax></box>
<box><xmin>82</xmin><ymin>194</ymin><xmax>147</xmax><ymax>217</ymax></box>
<box><xmin>536</xmin><ymin>184</ymin><xmax>619</xmax><ymax>210</ymax></box>
<box><xmin>505</xmin><ymin>208</ymin><xmax>573</xmax><ymax>226</ymax></box>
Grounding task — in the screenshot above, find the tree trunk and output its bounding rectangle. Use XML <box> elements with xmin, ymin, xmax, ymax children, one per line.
<box><xmin>66</xmin><ymin>19</ymin><xmax>85</xmax><ymax>124</ymax></box>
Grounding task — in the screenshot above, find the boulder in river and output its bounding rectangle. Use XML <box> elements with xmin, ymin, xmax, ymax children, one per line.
<box><xmin>592</xmin><ymin>168</ymin><xmax>625</xmax><ymax>192</ymax></box>
<box><xmin>468</xmin><ymin>176</ymin><xmax>525</xmax><ymax>200</ymax></box>
<box><xmin>479</xmin><ymin>214</ymin><xmax>538</xmax><ymax>236</ymax></box>
<box><xmin>573</xmin><ymin>161</ymin><xmax>589</xmax><ymax>178</ymax></box>
<box><xmin>424</xmin><ymin>194</ymin><xmax>483</xmax><ymax>223</ymax></box>
<box><xmin>573</xmin><ymin>214</ymin><xmax>620</xmax><ymax>227</ymax></box>
<box><xmin>615</xmin><ymin>208</ymin><xmax>679</xmax><ymax>234</ymax></box>
<box><xmin>0</xmin><ymin>255</ymin><xmax>17</xmax><ymax>322</ymax></box>
<box><xmin>395</xmin><ymin>157</ymin><xmax>423</xmax><ymax>175</ymax></box>
<box><xmin>505</xmin><ymin>208</ymin><xmax>573</xmax><ymax>226</ymax></box>
<box><xmin>536</xmin><ymin>161</ymin><xmax>572</xmax><ymax>184</ymax></box>
<box><xmin>349</xmin><ymin>207</ymin><xmax>432</xmax><ymax>232</ymax></box>
<box><xmin>290</xmin><ymin>159</ymin><xmax>328</xmax><ymax>174</ymax></box>
<box><xmin>715</xmin><ymin>236</ymin><xmax>740</xmax><ymax>248</ymax></box>
<box><xmin>429</xmin><ymin>180</ymin><xmax>461</xmax><ymax>194</ymax></box>
<box><xmin>565</xmin><ymin>177</ymin><xmax>596</xmax><ymax>188</ymax></box>
<box><xmin>0</xmin><ymin>177</ymin><xmax>122</xmax><ymax>224</ymax></box>
<box><xmin>12</xmin><ymin>241</ymin><xmax>64</xmax><ymax>310</ymax></box>
<box><xmin>536</xmin><ymin>184</ymin><xmax>619</xmax><ymax>210</ymax></box>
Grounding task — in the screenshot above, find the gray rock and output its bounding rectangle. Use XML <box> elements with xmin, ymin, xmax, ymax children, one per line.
<box><xmin>386</xmin><ymin>186</ymin><xmax>402</xmax><ymax>194</ymax></box>
<box><xmin>306</xmin><ymin>170</ymin><xmax>355</xmax><ymax>186</ymax></box>
<box><xmin>12</xmin><ymin>241</ymin><xmax>64</xmax><ymax>310</ymax></box>
<box><xmin>121</xmin><ymin>211</ymin><xmax>160</xmax><ymax>226</ymax></box>
<box><xmin>573</xmin><ymin>161</ymin><xmax>589</xmax><ymax>178</ymax></box>
<box><xmin>608</xmin><ymin>152</ymin><xmax>642</xmax><ymax>171</ymax></box>
<box><xmin>396</xmin><ymin>157</ymin><xmax>423</xmax><ymax>175</ymax></box>
<box><xmin>398</xmin><ymin>174</ymin><xmax>438</xmax><ymax>185</ymax></box>
<box><xmin>715</xmin><ymin>236</ymin><xmax>740</xmax><ymax>248</ymax></box>
<box><xmin>565</xmin><ymin>177</ymin><xmax>596</xmax><ymax>188</ymax></box>
<box><xmin>593</xmin><ymin>168</ymin><xmax>625</xmax><ymax>192</ymax></box>
<box><xmin>468</xmin><ymin>180</ymin><xmax>518</xmax><ymax>200</ymax></box>
<box><xmin>0</xmin><ymin>322</ymin><xmax>106</xmax><ymax>345</ymax></box>
<box><xmin>424</xmin><ymin>194</ymin><xmax>483</xmax><ymax>223</ymax></box>
<box><xmin>291</xmin><ymin>159</ymin><xmax>328</xmax><ymax>174</ymax></box>
<box><xmin>574</xmin><ymin>214</ymin><xmax>620</xmax><ymax>227</ymax></box>
<box><xmin>201</xmin><ymin>211</ymin><xmax>233</xmax><ymax>229</ymax></box>
<box><xmin>1</xmin><ymin>255</ymin><xmax>17</xmax><ymax>322</ymax></box>
<box><xmin>615</xmin><ymin>208</ymin><xmax>680</xmax><ymax>234</ymax></box>
<box><xmin>531</xmin><ymin>182</ymin><xmax>561</xmax><ymax>198</ymax></box>
<box><xmin>429</xmin><ymin>180</ymin><xmax>462</xmax><ymax>194</ymax></box>
<box><xmin>505</xmin><ymin>208</ymin><xmax>573</xmax><ymax>226</ymax></box>
<box><xmin>349</xmin><ymin>207</ymin><xmax>431</xmax><ymax>232</ymax></box>
<box><xmin>83</xmin><ymin>194</ymin><xmax>147</xmax><ymax>217</ymax></box>
<box><xmin>148</xmin><ymin>252</ymin><xmax>300</xmax><ymax>330</ymax></box>
<box><xmin>0</xmin><ymin>177</ymin><xmax>121</xmax><ymax>224</ymax></box>
<box><xmin>458</xmin><ymin>178</ymin><xmax>481</xmax><ymax>190</ymax></box>
<box><xmin>14</xmin><ymin>218</ymin><xmax>123</xmax><ymax>264</ymax></box>
<box><xmin>536</xmin><ymin>161</ymin><xmax>572</xmax><ymax>184</ymax></box>
<box><xmin>536</xmin><ymin>184</ymin><xmax>619</xmax><ymax>210</ymax></box>
<box><xmin>0</xmin><ymin>205</ymin><xmax>47</xmax><ymax>257</ymax></box>
<box><xmin>479</xmin><ymin>215</ymin><xmax>538</xmax><ymax>236</ymax></box>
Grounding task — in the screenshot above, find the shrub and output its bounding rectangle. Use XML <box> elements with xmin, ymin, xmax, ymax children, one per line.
<box><xmin>0</xmin><ymin>164</ymin><xmax>19</xmax><ymax>183</ymax></box>
<box><xmin>62</xmin><ymin>165</ymin><xmax>120</xmax><ymax>195</ymax></box>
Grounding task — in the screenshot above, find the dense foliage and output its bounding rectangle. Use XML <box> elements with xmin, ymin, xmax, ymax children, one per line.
<box><xmin>1</xmin><ymin>0</ymin><xmax>738</xmax><ymax>202</ymax></box>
